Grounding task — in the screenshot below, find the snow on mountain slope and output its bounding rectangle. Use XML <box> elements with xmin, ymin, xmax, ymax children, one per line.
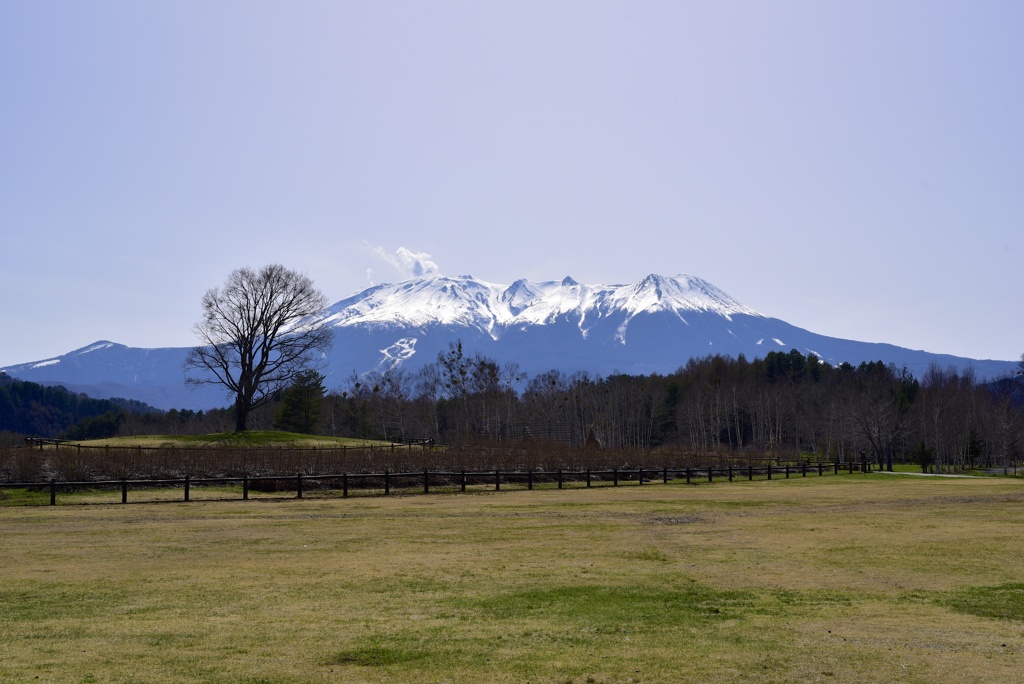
<box><xmin>312</xmin><ymin>272</ymin><xmax>764</xmax><ymax>341</ymax></box>
<box><xmin>315</xmin><ymin>274</ymin><xmax>506</xmax><ymax>335</ymax></box>
<box><xmin>608</xmin><ymin>274</ymin><xmax>759</xmax><ymax>318</ymax></box>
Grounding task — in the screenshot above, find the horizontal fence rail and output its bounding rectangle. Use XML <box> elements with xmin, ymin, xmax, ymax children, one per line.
<box><xmin>0</xmin><ymin>460</ymin><xmax>871</xmax><ymax>506</ymax></box>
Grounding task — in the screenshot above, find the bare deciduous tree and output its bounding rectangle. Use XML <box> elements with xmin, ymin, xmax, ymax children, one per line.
<box><xmin>184</xmin><ymin>264</ymin><xmax>332</xmax><ymax>432</ymax></box>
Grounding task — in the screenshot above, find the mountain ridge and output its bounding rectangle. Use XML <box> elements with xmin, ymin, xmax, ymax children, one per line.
<box><xmin>312</xmin><ymin>272</ymin><xmax>762</xmax><ymax>340</ymax></box>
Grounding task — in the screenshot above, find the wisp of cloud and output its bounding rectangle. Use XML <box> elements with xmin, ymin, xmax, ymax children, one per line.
<box><xmin>365</xmin><ymin>243</ymin><xmax>440</xmax><ymax>284</ymax></box>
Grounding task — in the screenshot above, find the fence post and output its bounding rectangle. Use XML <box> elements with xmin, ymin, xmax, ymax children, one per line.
<box><xmin>613</xmin><ymin>468</ymin><xmax>618</xmax><ymax>486</ymax></box>
<box><xmin>384</xmin><ymin>470</ymin><xmax>390</xmax><ymax>495</ymax></box>
<box><xmin>708</xmin><ymin>468</ymin><xmax>713</xmax><ymax>483</ymax></box>
<box><xmin>495</xmin><ymin>470</ymin><xmax>500</xmax><ymax>491</ymax></box>
<box><xmin>558</xmin><ymin>469</ymin><xmax>563</xmax><ymax>490</ymax></box>
<box><xmin>802</xmin><ymin>463</ymin><xmax>807</xmax><ymax>478</ymax></box>
<box><xmin>296</xmin><ymin>474</ymin><xmax>303</xmax><ymax>499</ymax></box>
<box><xmin>785</xmin><ymin>464</ymin><xmax>790</xmax><ymax>479</ymax></box>
<box><xmin>586</xmin><ymin>470</ymin><xmax>591</xmax><ymax>488</ymax></box>
<box><xmin>50</xmin><ymin>478</ymin><xmax>56</xmax><ymax>505</ymax></box>
<box><xmin>849</xmin><ymin>461</ymin><xmax>854</xmax><ymax>475</ymax></box>
<box><xmin>184</xmin><ymin>475</ymin><xmax>190</xmax><ymax>502</ymax></box>
<box><xmin>834</xmin><ymin>462</ymin><xmax>839</xmax><ymax>475</ymax></box>
<box><xmin>461</xmin><ymin>470</ymin><xmax>466</xmax><ymax>493</ymax></box>
<box><xmin>686</xmin><ymin>468</ymin><xmax>691</xmax><ymax>485</ymax></box>
<box><xmin>638</xmin><ymin>467</ymin><xmax>644</xmax><ymax>485</ymax></box>
<box><xmin>527</xmin><ymin>469</ymin><xmax>533</xmax><ymax>491</ymax></box>
<box><xmin>728</xmin><ymin>466</ymin><xmax>733</xmax><ymax>482</ymax></box>
<box><xmin>819</xmin><ymin>462</ymin><xmax>823</xmax><ymax>476</ymax></box>
<box><xmin>748</xmin><ymin>465</ymin><xmax>753</xmax><ymax>481</ymax></box>
<box><xmin>423</xmin><ymin>469</ymin><xmax>429</xmax><ymax>494</ymax></box>
<box><xmin>243</xmin><ymin>475</ymin><xmax>249</xmax><ymax>500</ymax></box>
<box><xmin>121</xmin><ymin>480</ymin><xmax>127</xmax><ymax>504</ymax></box>
<box><xmin>663</xmin><ymin>467</ymin><xmax>668</xmax><ymax>484</ymax></box>
<box><xmin>767</xmin><ymin>466</ymin><xmax>772</xmax><ymax>481</ymax></box>
<box><xmin>342</xmin><ymin>472</ymin><xmax>348</xmax><ymax>498</ymax></box>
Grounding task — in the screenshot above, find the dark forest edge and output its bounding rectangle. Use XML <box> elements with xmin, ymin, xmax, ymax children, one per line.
<box><xmin>0</xmin><ymin>372</ymin><xmax>153</xmax><ymax>445</ymax></box>
<box><xmin>4</xmin><ymin>346</ymin><xmax>1024</xmax><ymax>473</ymax></box>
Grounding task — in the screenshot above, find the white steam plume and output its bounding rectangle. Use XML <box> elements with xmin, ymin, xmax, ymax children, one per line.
<box><xmin>365</xmin><ymin>244</ymin><xmax>440</xmax><ymax>281</ymax></box>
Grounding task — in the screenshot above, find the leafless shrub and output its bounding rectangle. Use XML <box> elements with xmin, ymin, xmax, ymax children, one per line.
<box><xmin>48</xmin><ymin>445</ymin><xmax>97</xmax><ymax>481</ymax></box>
<box><xmin>7</xmin><ymin>441</ymin><xmax>824</xmax><ymax>483</ymax></box>
<box><xmin>0</xmin><ymin>447</ymin><xmax>44</xmax><ymax>482</ymax></box>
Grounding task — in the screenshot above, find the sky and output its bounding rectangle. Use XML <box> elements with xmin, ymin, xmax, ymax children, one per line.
<box><xmin>1</xmin><ymin>0</ymin><xmax>1021</xmax><ymax>368</ymax></box>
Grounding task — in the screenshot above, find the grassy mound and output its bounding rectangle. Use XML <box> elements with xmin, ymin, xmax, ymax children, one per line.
<box><xmin>64</xmin><ymin>431</ymin><xmax>389</xmax><ymax>448</ymax></box>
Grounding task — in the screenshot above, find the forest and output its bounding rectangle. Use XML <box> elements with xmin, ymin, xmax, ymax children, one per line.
<box><xmin>119</xmin><ymin>344</ymin><xmax>1024</xmax><ymax>472</ymax></box>
<box><xmin>0</xmin><ymin>373</ymin><xmax>151</xmax><ymax>445</ymax></box>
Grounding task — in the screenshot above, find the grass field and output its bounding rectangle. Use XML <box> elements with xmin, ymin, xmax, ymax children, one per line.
<box><xmin>2</xmin><ymin>474</ymin><xmax>1023</xmax><ymax>683</ymax></box>
<box><xmin>59</xmin><ymin>430</ymin><xmax>390</xmax><ymax>449</ymax></box>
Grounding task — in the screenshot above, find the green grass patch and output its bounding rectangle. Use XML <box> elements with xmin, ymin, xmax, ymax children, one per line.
<box><xmin>0</xmin><ymin>583</ymin><xmax>124</xmax><ymax>622</ymax></box>
<box><xmin>0</xmin><ymin>487</ymin><xmax>51</xmax><ymax>506</ymax></box>
<box><xmin>471</xmin><ymin>582</ymin><xmax>752</xmax><ymax>627</ymax></box>
<box><xmin>940</xmin><ymin>583</ymin><xmax>1024</xmax><ymax>621</ymax></box>
<box><xmin>329</xmin><ymin>645</ymin><xmax>431</xmax><ymax>667</ymax></box>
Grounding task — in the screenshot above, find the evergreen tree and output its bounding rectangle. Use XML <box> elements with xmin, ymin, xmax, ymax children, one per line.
<box><xmin>911</xmin><ymin>440</ymin><xmax>935</xmax><ymax>473</ymax></box>
<box><xmin>274</xmin><ymin>370</ymin><xmax>326</xmax><ymax>434</ymax></box>
<box><xmin>964</xmin><ymin>424</ymin><xmax>985</xmax><ymax>469</ymax></box>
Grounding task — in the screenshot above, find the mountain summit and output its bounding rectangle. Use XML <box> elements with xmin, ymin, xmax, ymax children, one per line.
<box><xmin>312</xmin><ymin>273</ymin><xmax>761</xmax><ymax>341</ymax></box>
<box><xmin>1</xmin><ymin>272</ymin><xmax>1016</xmax><ymax>410</ymax></box>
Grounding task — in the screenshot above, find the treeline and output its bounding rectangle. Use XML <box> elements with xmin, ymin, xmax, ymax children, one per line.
<box><xmin>141</xmin><ymin>343</ymin><xmax>1022</xmax><ymax>471</ymax></box>
<box><xmin>0</xmin><ymin>373</ymin><xmax>152</xmax><ymax>444</ymax></box>
<box><xmin>119</xmin><ymin>369</ymin><xmax>330</xmax><ymax>437</ymax></box>
<box><xmin>67</xmin><ymin>343</ymin><xmax>1024</xmax><ymax>472</ymax></box>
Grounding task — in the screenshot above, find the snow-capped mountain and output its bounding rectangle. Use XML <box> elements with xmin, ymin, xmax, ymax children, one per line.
<box><xmin>311</xmin><ymin>273</ymin><xmax>760</xmax><ymax>342</ymax></box>
<box><xmin>2</xmin><ymin>272</ymin><xmax>1016</xmax><ymax>410</ymax></box>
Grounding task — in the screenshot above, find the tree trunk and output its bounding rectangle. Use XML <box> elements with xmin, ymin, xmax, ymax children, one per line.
<box><xmin>235</xmin><ymin>396</ymin><xmax>250</xmax><ymax>432</ymax></box>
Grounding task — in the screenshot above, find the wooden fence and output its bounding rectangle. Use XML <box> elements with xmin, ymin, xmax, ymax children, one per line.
<box><xmin>1</xmin><ymin>440</ymin><xmax>823</xmax><ymax>485</ymax></box>
<box><xmin>0</xmin><ymin>460</ymin><xmax>870</xmax><ymax>506</ymax></box>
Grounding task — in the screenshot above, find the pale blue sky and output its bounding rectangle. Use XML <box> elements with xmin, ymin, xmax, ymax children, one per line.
<box><xmin>1</xmin><ymin>0</ymin><xmax>1021</xmax><ymax>367</ymax></box>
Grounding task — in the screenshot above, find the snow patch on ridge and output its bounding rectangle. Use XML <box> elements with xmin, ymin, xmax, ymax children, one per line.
<box><xmin>378</xmin><ymin>338</ymin><xmax>417</xmax><ymax>371</ymax></box>
<box><xmin>78</xmin><ymin>343</ymin><xmax>114</xmax><ymax>355</ymax></box>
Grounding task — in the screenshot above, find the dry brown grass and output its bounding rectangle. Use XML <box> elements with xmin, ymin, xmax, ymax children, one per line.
<box><xmin>1</xmin><ymin>474</ymin><xmax>1022</xmax><ymax>683</ymax></box>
